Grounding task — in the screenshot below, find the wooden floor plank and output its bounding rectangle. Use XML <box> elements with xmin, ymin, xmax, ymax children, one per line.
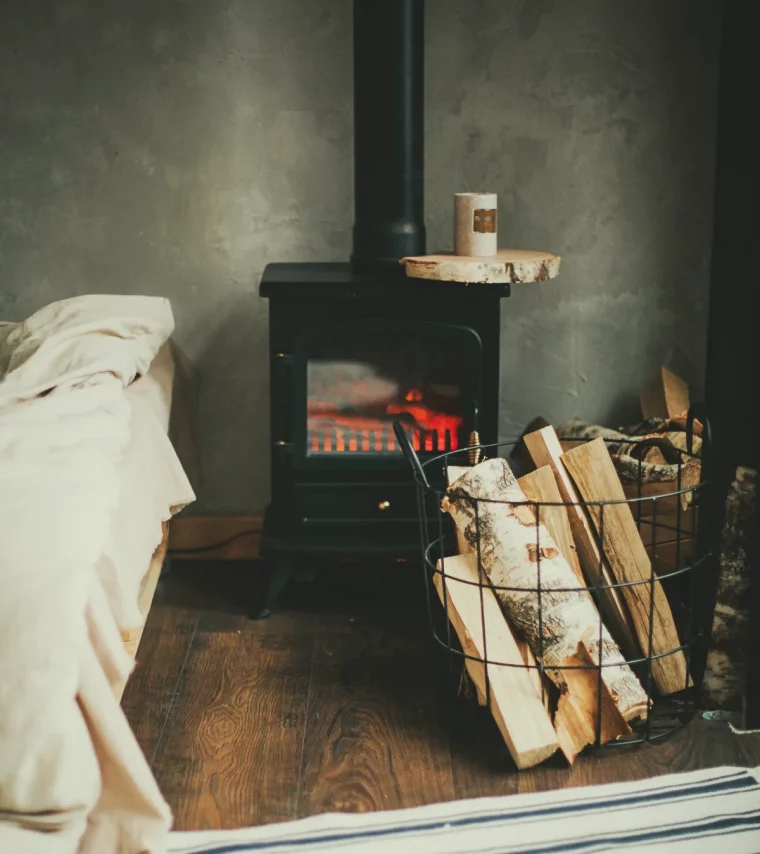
<box><xmin>121</xmin><ymin>575</ymin><xmax>202</xmax><ymax>761</ymax></box>
<box><xmin>122</xmin><ymin>564</ymin><xmax>754</xmax><ymax>829</ymax></box>
<box><xmin>297</xmin><ymin>613</ymin><xmax>454</xmax><ymax>816</ymax></box>
<box><xmin>150</xmin><ymin>612</ymin><xmax>315</xmax><ymax>830</ymax></box>
<box><xmin>449</xmin><ymin>699</ymin><xmax>521</xmax><ymax>800</ymax></box>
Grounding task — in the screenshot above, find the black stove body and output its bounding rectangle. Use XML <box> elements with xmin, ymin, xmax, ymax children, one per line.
<box><xmin>258</xmin><ymin>1</ymin><xmax>510</xmax><ymax>610</ymax></box>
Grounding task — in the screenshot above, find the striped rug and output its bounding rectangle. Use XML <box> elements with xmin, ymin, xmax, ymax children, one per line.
<box><xmin>168</xmin><ymin>765</ymin><xmax>760</xmax><ymax>854</ymax></box>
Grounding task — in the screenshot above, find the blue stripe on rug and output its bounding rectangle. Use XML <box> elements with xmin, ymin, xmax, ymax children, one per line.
<box><xmin>475</xmin><ymin>809</ymin><xmax>760</xmax><ymax>854</ymax></box>
<box><xmin>169</xmin><ymin>768</ymin><xmax>757</xmax><ymax>854</ymax></box>
<box><xmin>175</xmin><ymin>809</ymin><xmax>760</xmax><ymax>854</ymax></box>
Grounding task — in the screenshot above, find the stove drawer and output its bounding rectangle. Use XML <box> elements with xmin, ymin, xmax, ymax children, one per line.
<box><xmin>295</xmin><ymin>483</ymin><xmax>418</xmax><ymax>524</ymax></box>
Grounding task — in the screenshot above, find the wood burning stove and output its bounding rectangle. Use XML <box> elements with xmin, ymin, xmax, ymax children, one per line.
<box><xmin>257</xmin><ymin>0</ymin><xmax>510</xmax><ymax>614</ymax></box>
<box><xmin>258</xmin><ymin>270</ymin><xmax>508</xmax><ymax>602</ymax></box>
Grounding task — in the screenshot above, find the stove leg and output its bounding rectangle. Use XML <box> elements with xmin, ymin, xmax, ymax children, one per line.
<box><xmin>254</xmin><ymin>558</ymin><xmax>295</xmax><ymax>620</ymax></box>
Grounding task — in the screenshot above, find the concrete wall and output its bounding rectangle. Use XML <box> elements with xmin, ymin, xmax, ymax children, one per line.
<box><xmin>0</xmin><ymin>0</ymin><xmax>720</xmax><ymax>513</ymax></box>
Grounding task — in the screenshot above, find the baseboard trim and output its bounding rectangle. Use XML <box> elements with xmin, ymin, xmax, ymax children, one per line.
<box><xmin>168</xmin><ymin>515</ymin><xmax>263</xmax><ymax>560</ymax></box>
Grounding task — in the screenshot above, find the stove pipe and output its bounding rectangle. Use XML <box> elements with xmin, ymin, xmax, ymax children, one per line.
<box><xmin>351</xmin><ymin>0</ymin><xmax>425</xmax><ymax>271</ymax></box>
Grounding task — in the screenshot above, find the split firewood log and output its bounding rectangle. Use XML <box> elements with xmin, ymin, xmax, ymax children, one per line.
<box><xmin>662</xmin><ymin>431</ymin><xmax>702</xmax><ymax>457</ymax></box>
<box><xmin>522</xmin><ymin>427</ymin><xmax>640</xmax><ymax>660</ymax></box>
<box><xmin>554</xmin><ymin>637</ymin><xmax>631</xmax><ymax>762</ymax></box>
<box><xmin>703</xmin><ymin>466</ymin><xmax>757</xmax><ymax>711</ymax></box>
<box><xmin>641</xmin><ymin>366</ymin><xmax>689</xmax><ymax>421</ymax></box>
<box><xmin>511</xmin><ymin>416</ymin><xmax>550</xmax><ymax>475</ymax></box>
<box><xmin>433</xmin><ymin>554</ymin><xmax>559</xmax><ymax>769</ymax></box>
<box><xmin>561</xmin><ymin>439</ymin><xmax>692</xmax><ymax>696</ymax></box>
<box><xmin>518</xmin><ymin>465</ymin><xmax>635</xmax><ymax>759</ymax></box>
<box><xmin>443</xmin><ymin>459</ymin><xmax>649</xmax><ymax>736</ymax></box>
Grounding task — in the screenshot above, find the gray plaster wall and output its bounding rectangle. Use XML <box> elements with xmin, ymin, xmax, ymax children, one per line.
<box><xmin>0</xmin><ymin>0</ymin><xmax>720</xmax><ymax>513</ymax></box>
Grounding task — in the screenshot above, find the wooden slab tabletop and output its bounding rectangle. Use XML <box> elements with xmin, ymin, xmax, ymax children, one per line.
<box><xmin>401</xmin><ymin>248</ymin><xmax>560</xmax><ymax>284</ymax></box>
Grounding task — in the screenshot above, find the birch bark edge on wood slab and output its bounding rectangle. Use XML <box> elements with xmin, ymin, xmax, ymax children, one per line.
<box><xmin>560</xmin><ymin>438</ymin><xmax>691</xmax><ymax>696</ymax></box>
<box><xmin>400</xmin><ymin>249</ymin><xmax>560</xmax><ymax>284</ymax></box>
<box><xmin>433</xmin><ymin>554</ymin><xmax>559</xmax><ymax>769</ymax></box>
<box><xmin>522</xmin><ymin>427</ymin><xmax>640</xmax><ymax>661</ymax></box>
<box><xmin>442</xmin><ymin>458</ymin><xmax>648</xmax><ymax>728</ymax></box>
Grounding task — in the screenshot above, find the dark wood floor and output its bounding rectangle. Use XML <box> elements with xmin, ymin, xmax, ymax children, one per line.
<box><xmin>122</xmin><ymin>561</ymin><xmax>760</xmax><ymax>831</ymax></box>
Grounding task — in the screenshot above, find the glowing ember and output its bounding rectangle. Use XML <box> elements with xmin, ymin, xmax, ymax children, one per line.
<box><xmin>308</xmin><ymin>384</ymin><xmax>462</xmax><ymax>454</ymax></box>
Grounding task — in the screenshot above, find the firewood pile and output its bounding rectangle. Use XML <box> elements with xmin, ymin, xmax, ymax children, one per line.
<box><xmin>432</xmin><ymin>367</ymin><xmax>701</xmax><ymax>770</ymax></box>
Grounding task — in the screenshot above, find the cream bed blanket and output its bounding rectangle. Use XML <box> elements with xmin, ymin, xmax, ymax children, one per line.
<box><xmin>0</xmin><ymin>296</ymin><xmax>194</xmax><ymax>854</ymax></box>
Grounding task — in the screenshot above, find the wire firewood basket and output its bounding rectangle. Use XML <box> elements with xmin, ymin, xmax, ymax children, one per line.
<box><xmin>392</xmin><ymin>417</ymin><xmax>707</xmax><ymax>767</ymax></box>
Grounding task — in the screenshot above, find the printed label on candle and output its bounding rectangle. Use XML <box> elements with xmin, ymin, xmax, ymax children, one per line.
<box><xmin>473</xmin><ymin>209</ymin><xmax>497</xmax><ymax>233</ymax></box>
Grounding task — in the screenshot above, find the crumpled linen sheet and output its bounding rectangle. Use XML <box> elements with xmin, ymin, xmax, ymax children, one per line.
<box><xmin>0</xmin><ymin>295</ymin><xmax>195</xmax><ymax>854</ymax></box>
<box><xmin>101</xmin><ymin>345</ymin><xmax>194</xmax><ymax>636</ymax></box>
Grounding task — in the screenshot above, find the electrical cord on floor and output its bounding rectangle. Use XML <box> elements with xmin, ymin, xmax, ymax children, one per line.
<box><xmin>168</xmin><ymin>529</ymin><xmax>259</xmax><ymax>555</ymax></box>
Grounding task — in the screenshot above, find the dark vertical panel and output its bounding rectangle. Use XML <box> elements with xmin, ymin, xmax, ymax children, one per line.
<box><xmin>698</xmin><ymin>0</ymin><xmax>758</xmax><ymax>698</ymax></box>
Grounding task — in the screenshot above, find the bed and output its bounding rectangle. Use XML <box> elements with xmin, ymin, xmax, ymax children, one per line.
<box><xmin>117</xmin><ymin>339</ymin><xmax>199</xmax><ymax>677</ymax></box>
<box><xmin>0</xmin><ymin>295</ymin><xmax>197</xmax><ymax>854</ymax></box>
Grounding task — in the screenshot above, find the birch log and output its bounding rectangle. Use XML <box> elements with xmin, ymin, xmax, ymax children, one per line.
<box><xmin>443</xmin><ymin>458</ymin><xmax>648</xmax><ymax>727</ymax></box>
<box><xmin>518</xmin><ymin>466</ymin><xmax>584</xmax><ymax>586</ymax></box>
<box><xmin>624</xmin><ymin>416</ymin><xmax>704</xmax><ymax>438</ymax></box>
<box><xmin>446</xmin><ymin>465</ymin><xmax>548</xmax><ymax>709</ymax></box>
<box><xmin>703</xmin><ymin>466</ymin><xmax>757</xmax><ymax>711</ymax></box>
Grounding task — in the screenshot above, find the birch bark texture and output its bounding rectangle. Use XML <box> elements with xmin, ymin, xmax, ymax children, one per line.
<box><xmin>445</xmin><ymin>464</ymin><xmax>548</xmax><ymax>709</ymax></box>
<box><xmin>442</xmin><ymin>458</ymin><xmax>648</xmax><ymax>721</ymax></box>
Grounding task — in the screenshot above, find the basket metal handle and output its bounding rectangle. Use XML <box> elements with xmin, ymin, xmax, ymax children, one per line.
<box><xmin>686</xmin><ymin>404</ymin><xmax>710</xmax><ymax>456</ymax></box>
<box><xmin>392</xmin><ymin>420</ymin><xmax>430</xmax><ymax>488</ymax></box>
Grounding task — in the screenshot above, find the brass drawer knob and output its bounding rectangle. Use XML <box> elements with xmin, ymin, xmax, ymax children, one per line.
<box><xmin>378</xmin><ymin>500</ymin><xmax>391</xmax><ymax>511</ymax></box>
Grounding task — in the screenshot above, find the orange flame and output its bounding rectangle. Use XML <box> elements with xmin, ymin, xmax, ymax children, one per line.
<box><xmin>308</xmin><ymin>383</ymin><xmax>462</xmax><ymax>454</ymax></box>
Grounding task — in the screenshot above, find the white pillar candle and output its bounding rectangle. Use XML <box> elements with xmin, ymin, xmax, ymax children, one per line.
<box><xmin>454</xmin><ymin>192</ymin><xmax>498</xmax><ymax>257</ymax></box>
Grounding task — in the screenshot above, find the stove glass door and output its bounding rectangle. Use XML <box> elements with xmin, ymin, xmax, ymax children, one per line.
<box><xmin>297</xmin><ymin>322</ymin><xmax>481</xmax><ymax>461</ymax></box>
